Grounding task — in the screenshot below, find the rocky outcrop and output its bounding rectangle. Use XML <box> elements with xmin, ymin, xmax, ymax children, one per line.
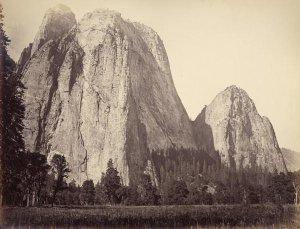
<box><xmin>19</xmin><ymin>6</ymin><xmax>196</xmax><ymax>185</ymax></box>
<box><xmin>281</xmin><ymin>148</ymin><xmax>300</xmax><ymax>172</ymax></box>
<box><xmin>31</xmin><ymin>4</ymin><xmax>76</xmax><ymax>56</ymax></box>
<box><xmin>193</xmin><ymin>85</ymin><xmax>287</xmax><ymax>173</ymax></box>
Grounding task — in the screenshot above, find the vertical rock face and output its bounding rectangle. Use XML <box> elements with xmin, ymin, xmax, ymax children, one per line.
<box><xmin>19</xmin><ymin>6</ymin><xmax>196</xmax><ymax>184</ymax></box>
<box><xmin>19</xmin><ymin>5</ymin><xmax>286</xmax><ymax>185</ymax></box>
<box><xmin>193</xmin><ymin>85</ymin><xmax>287</xmax><ymax>173</ymax></box>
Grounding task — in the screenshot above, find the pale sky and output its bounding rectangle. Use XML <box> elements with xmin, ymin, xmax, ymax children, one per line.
<box><xmin>2</xmin><ymin>0</ymin><xmax>300</xmax><ymax>152</ymax></box>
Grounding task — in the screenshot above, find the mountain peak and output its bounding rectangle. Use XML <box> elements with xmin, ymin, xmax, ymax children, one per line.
<box><xmin>46</xmin><ymin>4</ymin><xmax>73</xmax><ymax>14</ymax></box>
<box><xmin>224</xmin><ymin>85</ymin><xmax>248</xmax><ymax>96</ymax></box>
<box><xmin>92</xmin><ymin>8</ymin><xmax>121</xmax><ymax>17</ymax></box>
<box><xmin>79</xmin><ymin>8</ymin><xmax>121</xmax><ymax>24</ymax></box>
<box><xmin>31</xmin><ymin>5</ymin><xmax>76</xmax><ymax>56</ymax></box>
<box><xmin>225</xmin><ymin>84</ymin><xmax>239</xmax><ymax>90</ymax></box>
<box><xmin>213</xmin><ymin>85</ymin><xmax>257</xmax><ymax>114</ymax></box>
<box><xmin>193</xmin><ymin>86</ymin><xmax>287</xmax><ymax>173</ymax></box>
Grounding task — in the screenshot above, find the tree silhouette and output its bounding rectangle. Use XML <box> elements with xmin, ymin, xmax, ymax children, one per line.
<box><xmin>0</xmin><ymin>3</ymin><xmax>26</xmax><ymax>206</ymax></box>
<box><xmin>267</xmin><ymin>172</ymin><xmax>294</xmax><ymax>204</ymax></box>
<box><xmin>94</xmin><ymin>179</ymin><xmax>108</xmax><ymax>204</ymax></box>
<box><xmin>138</xmin><ymin>173</ymin><xmax>160</xmax><ymax>205</ymax></box>
<box><xmin>80</xmin><ymin>179</ymin><xmax>95</xmax><ymax>205</ymax></box>
<box><xmin>23</xmin><ymin>152</ymin><xmax>49</xmax><ymax>206</ymax></box>
<box><xmin>102</xmin><ymin>159</ymin><xmax>121</xmax><ymax>204</ymax></box>
<box><xmin>292</xmin><ymin>170</ymin><xmax>300</xmax><ymax>205</ymax></box>
<box><xmin>166</xmin><ymin>179</ymin><xmax>189</xmax><ymax>205</ymax></box>
<box><xmin>50</xmin><ymin>154</ymin><xmax>70</xmax><ymax>206</ymax></box>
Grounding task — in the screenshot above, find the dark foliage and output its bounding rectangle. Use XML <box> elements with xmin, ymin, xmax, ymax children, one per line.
<box><xmin>54</xmin><ymin>180</ymin><xmax>81</xmax><ymax>205</ymax></box>
<box><xmin>138</xmin><ymin>174</ymin><xmax>160</xmax><ymax>205</ymax></box>
<box><xmin>94</xmin><ymin>179</ymin><xmax>109</xmax><ymax>205</ymax></box>
<box><xmin>0</xmin><ymin>4</ymin><xmax>26</xmax><ymax>206</ymax></box>
<box><xmin>23</xmin><ymin>152</ymin><xmax>50</xmax><ymax>206</ymax></box>
<box><xmin>166</xmin><ymin>179</ymin><xmax>189</xmax><ymax>205</ymax></box>
<box><xmin>101</xmin><ymin>159</ymin><xmax>122</xmax><ymax>204</ymax></box>
<box><xmin>116</xmin><ymin>185</ymin><xmax>139</xmax><ymax>205</ymax></box>
<box><xmin>151</xmin><ymin>147</ymin><xmax>215</xmax><ymax>184</ymax></box>
<box><xmin>80</xmin><ymin>180</ymin><xmax>95</xmax><ymax>205</ymax></box>
<box><xmin>50</xmin><ymin>154</ymin><xmax>71</xmax><ymax>206</ymax></box>
<box><xmin>267</xmin><ymin>172</ymin><xmax>295</xmax><ymax>204</ymax></box>
<box><xmin>292</xmin><ymin>170</ymin><xmax>300</xmax><ymax>204</ymax></box>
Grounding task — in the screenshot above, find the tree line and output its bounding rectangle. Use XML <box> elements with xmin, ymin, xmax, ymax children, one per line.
<box><xmin>6</xmin><ymin>150</ymin><xmax>299</xmax><ymax>207</ymax></box>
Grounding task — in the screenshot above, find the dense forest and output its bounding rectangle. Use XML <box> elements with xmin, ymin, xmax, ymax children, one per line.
<box><xmin>1</xmin><ymin>3</ymin><xmax>300</xmax><ymax>208</ymax></box>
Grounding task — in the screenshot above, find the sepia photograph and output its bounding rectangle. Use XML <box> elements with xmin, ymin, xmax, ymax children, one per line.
<box><xmin>0</xmin><ymin>0</ymin><xmax>300</xmax><ymax>228</ymax></box>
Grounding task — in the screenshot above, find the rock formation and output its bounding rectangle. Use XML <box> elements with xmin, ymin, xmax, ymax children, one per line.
<box><xmin>31</xmin><ymin>4</ymin><xmax>76</xmax><ymax>57</ymax></box>
<box><xmin>18</xmin><ymin>5</ymin><xmax>196</xmax><ymax>184</ymax></box>
<box><xmin>281</xmin><ymin>148</ymin><xmax>300</xmax><ymax>172</ymax></box>
<box><xmin>193</xmin><ymin>85</ymin><xmax>287</xmax><ymax>173</ymax></box>
<box><xmin>19</xmin><ymin>5</ymin><xmax>287</xmax><ymax>185</ymax></box>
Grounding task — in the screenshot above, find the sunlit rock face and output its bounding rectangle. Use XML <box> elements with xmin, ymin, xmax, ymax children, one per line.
<box><xmin>19</xmin><ymin>5</ymin><xmax>286</xmax><ymax>185</ymax></box>
<box><xmin>19</xmin><ymin>5</ymin><xmax>196</xmax><ymax>184</ymax></box>
<box><xmin>281</xmin><ymin>148</ymin><xmax>300</xmax><ymax>172</ymax></box>
<box><xmin>193</xmin><ymin>85</ymin><xmax>287</xmax><ymax>173</ymax></box>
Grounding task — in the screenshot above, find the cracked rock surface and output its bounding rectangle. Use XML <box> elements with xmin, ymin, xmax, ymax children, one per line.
<box><xmin>193</xmin><ymin>85</ymin><xmax>287</xmax><ymax>173</ymax></box>
<box><xmin>19</xmin><ymin>6</ymin><xmax>196</xmax><ymax>184</ymax></box>
<box><xmin>19</xmin><ymin>5</ymin><xmax>287</xmax><ymax>185</ymax></box>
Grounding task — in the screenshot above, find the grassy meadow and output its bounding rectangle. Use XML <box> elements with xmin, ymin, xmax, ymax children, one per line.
<box><xmin>1</xmin><ymin>204</ymin><xmax>299</xmax><ymax>228</ymax></box>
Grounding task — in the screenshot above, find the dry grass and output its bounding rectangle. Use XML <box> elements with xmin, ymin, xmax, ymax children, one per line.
<box><xmin>1</xmin><ymin>204</ymin><xmax>299</xmax><ymax>228</ymax></box>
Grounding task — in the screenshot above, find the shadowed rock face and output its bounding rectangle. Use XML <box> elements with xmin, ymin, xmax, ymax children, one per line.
<box><xmin>193</xmin><ymin>85</ymin><xmax>287</xmax><ymax>173</ymax></box>
<box><xmin>19</xmin><ymin>6</ymin><xmax>196</xmax><ymax>184</ymax></box>
<box><xmin>19</xmin><ymin>5</ymin><xmax>286</xmax><ymax>185</ymax></box>
<box><xmin>281</xmin><ymin>148</ymin><xmax>300</xmax><ymax>172</ymax></box>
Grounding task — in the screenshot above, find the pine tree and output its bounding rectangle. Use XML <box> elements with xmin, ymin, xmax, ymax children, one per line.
<box><xmin>102</xmin><ymin>159</ymin><xmax>122</xmax><ymax>204</ymax></box>
<box><xmin>50</xmin><ymin>154</ymin><xmax>71</xmax><ymax>206</ymax></box>
<box><xmin>138</xmin><ymin>174</ymin><xmax>160</xmax><ymax>205</ymax></box>
<box><xmin>80</xmin><ymin>179</ymin><xmax>95</xmax><ymax>205</ymax></box>
<box><xmin>95</xmin><ymin>177</ymin><xmax>109</xmax><ymax>205</ymax></box>
<box><xmin>0</xmin><ymin>4</ymin><xmax>26</xmax><ymax>206</ymax></box>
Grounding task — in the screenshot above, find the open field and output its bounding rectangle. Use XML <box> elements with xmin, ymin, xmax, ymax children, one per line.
<box><xmin>1</xmin><ymin>205</ymin><xmax>299</xmax><ymax>228</ymax></box>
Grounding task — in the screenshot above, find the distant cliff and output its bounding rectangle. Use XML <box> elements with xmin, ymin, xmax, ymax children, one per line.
<box><xmin>193</xmin><ymin>85</ymin><xmax>287</xmax><ymax>173</ymax></box>
<box><xmin>281</xmin><ymin>148</ymin><xmax>300</xmax><ymax>172</ymax></box>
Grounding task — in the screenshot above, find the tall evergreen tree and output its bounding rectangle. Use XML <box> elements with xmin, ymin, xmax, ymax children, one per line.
<box><xmin>50</xmin><ymin>154</ymin><xmax>71</xmax><ymax>206</ymax></box>
<box><xmin>0</xmin><ymin>4</ymin><xmax>26</xmax><ymax>206</ymax></box>
<box><xmin>102</xmin><ymin>159</ymin><xmax>122</xmax><ymax>204</ymax></box>
<box><xmin>95</xmin><ymin>176</ymin><xmax>109</xmax><ymax>205</ymax></box>
<box><xmin>138</xmin><ymin>174</ymin><xmax>160</xmax><ymax>205</ymax></box>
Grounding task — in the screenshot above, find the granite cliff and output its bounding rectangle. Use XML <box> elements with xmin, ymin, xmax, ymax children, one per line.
<box><xmin>193</xmin><ymin>85</ymin><xmax>287</xmax><ymax>173</ymax></box>
<box><xmin>18</xmin><ymin>5</ymin><xmax>196</xmax><ymax>184</ymax></box>
<box><xmin>19</xmin><ymin>5</ymin><xmax>286</xmax><ymax>185</ymax></box>
<box><xmin>281</xmin><ymin>148</ymin><xmax>300</xmax><ymax>172</ymax></box>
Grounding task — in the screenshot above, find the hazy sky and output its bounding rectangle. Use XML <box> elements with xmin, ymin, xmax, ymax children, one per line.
<box><xmin>2</xmin><ymin>0</ymin><xmax>300</xmax><ymax>151</ymax></box>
